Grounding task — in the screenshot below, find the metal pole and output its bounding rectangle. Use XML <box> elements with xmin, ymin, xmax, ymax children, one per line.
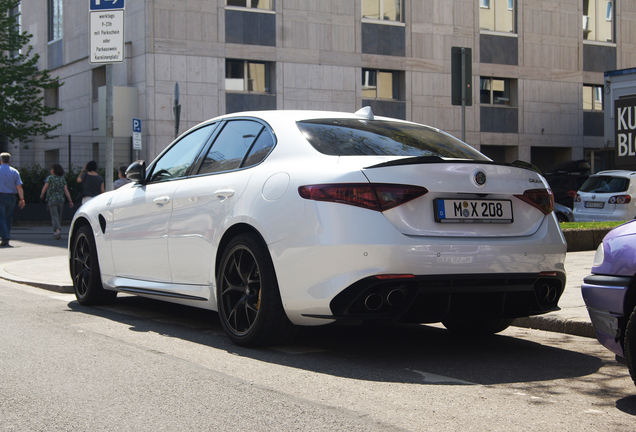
<box><xmin>68</xmin><ymin>135</ymin><xmax>71</xmax><ymax>172</ymax></box>
<box><xmin>460</xmin><ymin>48</ymin><xmax>466</xmax><ymax>142</ymax></box>
<box><xmin>105</xmin><ymin>63</ymin><xmax>114</xmax><ymax>191</ymax></box>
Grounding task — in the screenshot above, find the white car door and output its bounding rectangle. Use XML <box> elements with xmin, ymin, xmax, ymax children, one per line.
<box><xmin>110</xmin><ymin>124</ymin><xmax>216</xmax><ymax>283</ymax></box>
<box><xmin>168</xmin><ymin>119</ymin><xmax>275</xmax><ymax>288</ymax></box>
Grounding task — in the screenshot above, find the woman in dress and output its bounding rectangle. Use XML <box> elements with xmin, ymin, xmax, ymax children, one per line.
<box><xmin>40</xmin><ymin>164</ymin><xmax>73</xmax><ymax>239</ymax></box>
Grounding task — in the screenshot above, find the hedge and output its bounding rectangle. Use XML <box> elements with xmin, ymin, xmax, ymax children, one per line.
<box><xmin>16</xmin><ymin>165</ymin><xmax>109</xmax><ymax>204</ymax></box>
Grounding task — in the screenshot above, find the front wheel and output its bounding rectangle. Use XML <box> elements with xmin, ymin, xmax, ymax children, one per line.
<box><xmin>442</xmin><ymin>317</ymin><xmax>513</xmax><ymax>336</ymax></box>
<box><xmin>70</xmin><ymin>225</ymin><xmax>116</xmax><ymax>305</ymax></box>
<box><xmin>624</xmin><ymin>305</ymin><xmax>636</xmax><ymax>386</ymax></box>
<box><xmin>217</xmin><ymin>233</ymin><xmax>295</xmax><ymax>347</ymax></box>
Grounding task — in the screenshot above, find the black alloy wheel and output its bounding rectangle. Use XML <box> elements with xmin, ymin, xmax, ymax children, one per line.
<box><xmin>71</xmin><ymin>225</ymin><xmax>116</xmax><ymax>305</ymax></box>
<box><xmin>217</xmin><ymin>233</ymin><xmax>295</xmax><ymax>347</ymax></box>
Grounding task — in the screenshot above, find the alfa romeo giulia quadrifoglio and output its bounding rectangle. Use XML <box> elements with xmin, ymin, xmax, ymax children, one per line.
<box><xmin>69</xmin><ymin>108</ymin><xmax>567</xmax><ymax>346</ymax></box>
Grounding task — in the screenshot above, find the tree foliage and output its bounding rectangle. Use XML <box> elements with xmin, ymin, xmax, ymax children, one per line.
<box><xmin>0</xmin><ymin>0</ymin><xmax>63</xmax><ymax>149</ymax></box>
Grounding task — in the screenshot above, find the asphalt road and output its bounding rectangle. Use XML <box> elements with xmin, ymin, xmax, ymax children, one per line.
<box><xmin>2</xmin><ymin>278</ymin><xmax>635</xmax><ymax>431</ymax></box>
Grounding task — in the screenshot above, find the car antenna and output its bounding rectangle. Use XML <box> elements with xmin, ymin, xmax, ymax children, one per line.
<box><xmin>354</xmin><ymin>106</ymin><xmax>374</xmax><ymax>120</ymax></box>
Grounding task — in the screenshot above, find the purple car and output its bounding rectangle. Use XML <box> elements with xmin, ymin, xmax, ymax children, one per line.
<box><xmin>582</xmin><ymin>220</ymin><xmax>636</xmax><ymax>385</ymax></box>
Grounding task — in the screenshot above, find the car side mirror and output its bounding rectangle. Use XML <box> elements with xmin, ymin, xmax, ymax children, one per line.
<box><xmin>126</xmin><ymin>160</ymin><xmax>146</xmax><ymax>184</ymax></box>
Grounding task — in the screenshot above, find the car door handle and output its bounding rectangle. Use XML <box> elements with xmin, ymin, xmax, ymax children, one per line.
<box><xmin>153</xmin><ymin>196</ymin><xmax>170</xmax><ymax>205</ymax></box>
<box><xmin>214</xmin><ymin>189</ymin><xmax>235</xmax><ymax>200</ymax></box>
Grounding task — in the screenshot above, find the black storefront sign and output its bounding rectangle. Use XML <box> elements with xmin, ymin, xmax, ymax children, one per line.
<box><xmin>615</xmin><ymin>96</ymin><xmax>636</xmax><ymax>168</ymax></box>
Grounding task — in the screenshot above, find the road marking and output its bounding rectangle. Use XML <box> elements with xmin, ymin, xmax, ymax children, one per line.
<box><xmin>410</xmin><ymin>369</ymin><xmax>476</xmax><ymax>385</ymax></box>
<box><xmin>584</xmin><ymin>409</ymin><xmax>604</xmax><ymax>414</ymax></box>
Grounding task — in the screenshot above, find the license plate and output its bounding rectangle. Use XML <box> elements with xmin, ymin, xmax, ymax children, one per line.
<box><xmin>584</xmin><ymin>201</ymin><xmax>604</xmax><ymax>209</ymax></box>
<box><xmin>434</xmin><ymin>199</ymin><xmax>513</xmax><ymax>223</ymax></box>
<box><xmin>436</xmin><ymin>256</ymin><xmax>473</xmax><ymax>264</ymax></box>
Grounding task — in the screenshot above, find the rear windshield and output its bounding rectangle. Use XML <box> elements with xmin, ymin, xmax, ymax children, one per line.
<box><xmin>579</xmin><ymin>176</ymin><xmax>629</xmax><ymax>193</ymax></box>
<box><xmin>297</xmin><ymin>119</ymin><xmax>489</xmax><ymax>160</ymax></box>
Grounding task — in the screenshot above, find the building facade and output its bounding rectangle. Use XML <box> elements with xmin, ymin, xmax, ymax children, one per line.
<box><xmin>12</xmin><ymin>0</ymin><xmax>636</xmax><ymax>175</ymax></box>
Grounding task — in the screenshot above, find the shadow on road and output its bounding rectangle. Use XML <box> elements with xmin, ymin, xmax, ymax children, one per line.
<box><xmin>64</xmin><ymin>294</ymin><xmax>615</xmax><ymax>391</ymax></box>
<box><xmin>616</xmin><ymin>395</ymin><xmax>636</xmax><ymax>416</ymax></box>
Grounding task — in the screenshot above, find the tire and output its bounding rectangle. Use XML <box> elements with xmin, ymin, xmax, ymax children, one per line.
<box><xmin>70</xmin><ymin>225</ymin><xmax>116</xmax><ymax>306</ymax></box>
<box><xmin>624</xmin><ymin>305</ymin><xmax>636</xmax><ymax>386</ymax></box>
<box><xmin>555</xmin><ymin>212</ymin><xmax>568</xmax><ymax>223</ymax></box>
<box><xmin>442</xmin><ymin>317</ymin><xmax>513</xmax><ymax>336</ymax></box>
<box><xmin>216</xmin><ymin>233</ymin><xmax>295</xmax><ymax>347</ymax></box>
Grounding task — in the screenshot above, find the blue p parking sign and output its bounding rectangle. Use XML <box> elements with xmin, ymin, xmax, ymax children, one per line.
<box><xmin>90</xmin><ymin>0</ymin><xmax>125</xmax><ymax>10</ymax></box>
<box><xmin>132</xmin><ymin>118</ymin><xmax>142</xmax><ymax>150</ymax></box>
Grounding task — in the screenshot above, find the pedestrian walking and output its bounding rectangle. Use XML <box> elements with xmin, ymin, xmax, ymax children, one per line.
<box><xmin>0</xmin><ymin>152</ymin><xmax>25</xmax><ymax>247</ymax></box>
<box><xmin>40</xmin><ymin>164</ymin><xmax>74</xmax><ymax>240</ymax></box>
<box><xmin>76</xmin><ymin>161</ymin><xmax>105</xmax><ymax>204</ymax></box>
<box><xmin>113</xmin><ymin>165</ymin><xmax>130</xmax><ymax>190</ymax></box>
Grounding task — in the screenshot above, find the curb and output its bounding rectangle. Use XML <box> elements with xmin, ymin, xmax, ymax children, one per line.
<box><xmin>562</xmin><ymin>228</ymin><xmax>613</xmax><ymax>252</ymax></box>
<box><xmin>0</xmin><ymin>268</ymin><xmax>74</xmax><ymax>294</ymax></box>
<box><xmin>513</xmin><ymin>315</ymin><xmax>595</xmax><ymax>338</ymax></box>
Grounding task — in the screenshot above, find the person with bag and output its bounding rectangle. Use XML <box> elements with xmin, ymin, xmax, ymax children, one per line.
<box><xmin>40</xmin><ymin>164</ymin><xmax>73</xmax><ymax>240</ymax></box>
<box><xmin>76</xmin><ymin>160</ymin><xmax>105</xmax><ymax>204</ymax></box>
<box><xmin>0</xmin><ymin>152</ymin><xmax>25</xmax><ymax>247</ymax></box>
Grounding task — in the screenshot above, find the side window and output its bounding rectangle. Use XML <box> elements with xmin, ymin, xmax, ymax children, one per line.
<box><xmin>243</xmin><ymin>131</ymin><xmax>274</xmax><ymax>167</ymax></box>
<box><xmin>198</xmin><ymin>120</ymin><xmax>264</xmax><ymax>175</ymax></box>
<box><xmin>148</xmin><ymin>125</ymin><xmax>215</xmax><ymax>182</ymax></box>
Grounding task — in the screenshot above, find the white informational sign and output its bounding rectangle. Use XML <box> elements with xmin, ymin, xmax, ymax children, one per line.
<box><xmin>132</xmin><ymin>118</ymin><xmax>142</xmax><ymax>150</ymax></box>
<box><xmin>89</xmin><ymin>9</ymin><xmax>124</xmax><ymax>64</ymax></box>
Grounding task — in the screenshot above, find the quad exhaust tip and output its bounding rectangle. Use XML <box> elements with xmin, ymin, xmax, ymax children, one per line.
<box><xmin>364</xmin><ymin>289</ymin><xmax>407</xmax><ymax>311</ymax></box>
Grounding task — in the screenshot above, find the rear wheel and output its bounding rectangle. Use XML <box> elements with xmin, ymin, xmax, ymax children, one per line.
<box><xmin>217</xmin><ymin>233</ymin><xmax>295</xmax><ymax>347</ymax></box>
<box><xmin>71</xmin><ymin>225</ymin><xmax>116</xmax><ymax>305</ymax></box>
<box><xmin>442</xmin><ymin>317</ymin><xmax>513</xmax><ymax>336</ymax></box>
<box><xmin>624</xmin><ymin>305</ymin><xmax>636</xmax><ymax>385</ymax></box>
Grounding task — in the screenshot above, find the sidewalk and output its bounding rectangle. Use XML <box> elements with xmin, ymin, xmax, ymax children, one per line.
<box><xmin>0</xmin><ymin>224</ymin><xmax>596</xmax><ymax>338</ymax></box>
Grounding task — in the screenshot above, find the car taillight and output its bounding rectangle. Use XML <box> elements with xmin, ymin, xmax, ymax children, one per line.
<box><xmin>514</xmin><ymin>189</ymin><xmax>554</xmax><ymax>215</ymax></box>
<box><xmin>567</xmin><ymin>190</ymin><xmax>577</xmax><ymax>198</ymax></box>
<box><xmin>298</xmin><ymin>183</ymin><xmax>428</xmax><ymax>212</ymax></box>
<box><xmin>609</xmin><ymin>195</ymin><xmax>631</xmax><ymax>204</ymax></box>
<box><xmin>574</xmin><ymin>193</ymin><xmax>581</xmax><ymax>203</ymax></box>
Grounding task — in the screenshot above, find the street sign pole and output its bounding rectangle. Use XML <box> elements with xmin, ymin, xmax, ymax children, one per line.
<box><xmin>89</xmin><ymin>0</ymin><xmax>125</xmax><ymax>191</ymax></box>
<box><xmin>451</xmin><ymin>47</ymin><xmax>472</xmax><ymax>143</ymax></box>
<box><xmin>461</xmin><ymin>48</ymin><xmax>467</xmax><ymax>143</ymax></box>
<box><xmin>105</xmin><ymin>64</ymin><xmax>114</xmax><ymax>191</ymax></box>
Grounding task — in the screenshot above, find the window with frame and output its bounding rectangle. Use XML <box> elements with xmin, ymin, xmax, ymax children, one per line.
<box><xmin>583</xmin><ymin>0</ymin><xmax>614</xmax><ymax>42</ymax></box>
<box><xmin>480</xmin><ymin>77</ymin><xmax>512</xmax><ymax>106</ymax></box>
<box><xmin>44</xmin><ymin>85</ymin><xmax>59</xmax><ymax>109</ymax></box>
<box><xmin>9</xmin><ymin>3</ymin><xmax>20</xmax><ymax>58</ymax></box>
<box><xmin>198</xmin><ymin>120</ymin><xmax>274</xmax><ymax>175</ymax></box>
<box><xmin>583</xmin><ymin>85</ymin><xmax>603</xmax><ymax>111</ymax></box>
<box><xmin>147</xmin><ymin>125</ymin><xmax>216</xmax><ymax>183</ymax></box>
<box><xmin>479</xmin><ymin>0</ymin><xmax>515</xmax><ymax>33</ymax></box>
<box><xmin>362</xmin><ymin>69</ymin><xmax>400</xmax><ymax>100</ymax></box>
<box><xmin>226</xmin><ymin>60</ymin><xmax>271</xmax><ymax>93</ymax></box>
<box><xmin>226</xmin><ymin>0</ymin><xmax>274</xmax><ymax>10</ymax></box>
<box><xmin>362</xmin><ymin>0</ymin><xmax>403</xmax><ymax>22</ymax></box>
<box><xmin>48</xmin><ymin>0</ymin><xmax>63</xmax><ymax>42</ymax></box>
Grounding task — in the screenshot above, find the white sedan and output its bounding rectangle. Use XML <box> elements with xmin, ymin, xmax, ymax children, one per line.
<box><xmin>69</xmin><ymin>108</ymin><xmax>567</xmax><ymax>346</ymax></box>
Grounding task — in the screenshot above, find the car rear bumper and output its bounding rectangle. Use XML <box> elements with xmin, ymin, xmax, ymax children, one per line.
<box><xmin>272</xmin><ymin>208</ymin><xmax>567</xmax><ymax>326</ymax></box>
<box><xmin>573</xmin><ymin>207</ymin><xmax>633</xmax><ymax>222</ymax></box>
<box><xmin>581</xmin><ymin>274</ymin><xmax>632</xmax><ymax>357</ymax></box>
<box><xmin>304</xmin><ymin>272</ymin><xmax>566</xmax><ymax>323</ymax></box>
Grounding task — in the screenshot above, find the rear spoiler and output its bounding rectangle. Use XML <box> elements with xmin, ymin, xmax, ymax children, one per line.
<box><xmin>365</xmin><ymin>157</ymin><xmax>543</xmax><ymax>175</ymax></box>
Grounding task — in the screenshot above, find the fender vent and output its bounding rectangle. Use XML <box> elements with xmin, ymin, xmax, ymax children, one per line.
<box><xmin>98</xmin><ymin>214</ymin><xmax>107</xmax><ymax>234</ymax></box>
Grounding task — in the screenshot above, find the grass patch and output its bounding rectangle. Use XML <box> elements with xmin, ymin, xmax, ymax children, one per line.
<box><xmin>560</xmin><ymin>221</ymin><xmax>627</xmax><ymax>230</ymax></box>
